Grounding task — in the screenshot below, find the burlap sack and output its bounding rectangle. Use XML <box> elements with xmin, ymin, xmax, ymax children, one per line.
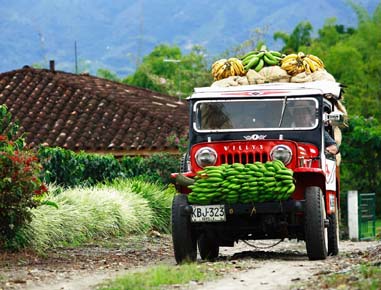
<box><xmin>211</xmin><ymin>76</ymin><xmax>240</xmax><ymax>87</ymax></box>
<box><xmin>334</xmin><ymin>126</ymin><xmax>342</xmax><ymax>146</ymax></box>
<box><xmin>290</xmin><ymin>72</ymin><xmax>313</xmax><ymax>83</ymax></box>
<box><xmin>258</xmin><ymin>66</ymin><xmax>290</xmax><ymax>83</ymax></box>
<box><xmin>246</xmin><ymin>69</ymin><xmax>266</xmax><ymax>84</ymax></box>
<box><xmin>237</xmin><ymin>76</ymin><xmax>249</xmax><ymax>86</ymax></box>
<box><xmin>311</xmin><ymin>69</ymin><xmax>336</xmax><ymax>82</ymax></box>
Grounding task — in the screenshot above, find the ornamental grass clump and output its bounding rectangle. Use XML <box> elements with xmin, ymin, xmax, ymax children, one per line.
<box><xmin>19</xmin><ymin>186</ymin><xmax>152</xmax><ymax>251</ymax></box>
<box><xmin>0</xmin><ymin>105</ymin><xmax>47</xmax><ymax>249</ymax></box>
<box><xmin>106</xmin><ymin>178</ymin><xmax>175</xmax><ymax>233</ymax></box>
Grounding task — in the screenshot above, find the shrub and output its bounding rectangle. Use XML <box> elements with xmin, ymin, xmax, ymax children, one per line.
<box><xmin>141</xmin><ymin>153</ymin><xmax>181</xmax><ymax>184</ymax></box>
<box><xmin>38</xmin><ymin>147</ymin><xmax>125</xmax><ymax>187</ymax></box>
<box><xmin>39</xmin><ymin>147</ymin><xmax>181</xmax><ymax>187</ymax></box>
<box><xmin>107</xmin><ymin>178</ymin><xmax>176</xmax><ymax>233</ymax></box>
<box><xmin>18</xmin><ymin>185</ymin><xmax>152</xmax><ymax>251</ymax></box>
<box><xmin>0</xmin><ymin>105</ymin><xmax>47</xmax><ymax>249</ymax></box>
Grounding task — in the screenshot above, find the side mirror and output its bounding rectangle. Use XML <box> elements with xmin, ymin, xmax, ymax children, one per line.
<box><xmin>326</xmin><ymin>111</ymin><xmax>345</xmax><ymax>127</ymax></box>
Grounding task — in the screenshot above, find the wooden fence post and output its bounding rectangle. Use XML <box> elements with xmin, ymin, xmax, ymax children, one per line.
<box><xmin>347</xmin><ymin>190</ymin><xmax>359</xmax><ymax>240</ymax></box>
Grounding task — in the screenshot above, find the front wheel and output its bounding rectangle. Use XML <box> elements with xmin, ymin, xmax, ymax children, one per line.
<box><xmin>304</xmin><ymin>186</ymin><xmax>328</xmax><ymax>260</ymax></box>
<box><xmin>171</xmin><ymin>194</ymin><xmax>197</xmax><ymax>264</ymax></box>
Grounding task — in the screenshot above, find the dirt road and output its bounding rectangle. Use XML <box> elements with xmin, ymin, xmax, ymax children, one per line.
<box><xmin>188</xmin><ymin>239</ymin><xmax>380</xmax><ymax>290</ymax></box>
<box><xmin>0</xmin><ymin>235</ymin><xmax>379</xmax><ymax>290</ymax></box>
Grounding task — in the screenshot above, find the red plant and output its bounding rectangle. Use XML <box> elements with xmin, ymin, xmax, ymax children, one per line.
<box><xmin>0</xmin><ymin>133</ymin><xmax>47</xmax><ymax>248</ymax></box>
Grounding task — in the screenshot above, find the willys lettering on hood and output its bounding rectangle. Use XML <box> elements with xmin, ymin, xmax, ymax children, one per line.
<box><xmin>223</xmin><ymin>144</ymin><xmax>264</xmax><ymax>151</ymax></box>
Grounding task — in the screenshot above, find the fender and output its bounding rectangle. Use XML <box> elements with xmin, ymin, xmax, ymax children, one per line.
<box><xmin>293</xmin><ymin>167</ymin><xmax>326</xmax><ymax>200</ymax></box>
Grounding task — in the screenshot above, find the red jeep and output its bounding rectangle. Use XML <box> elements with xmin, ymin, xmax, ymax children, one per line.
<box><xmin>171</xmin><ymin>81</ymin><xmax>344</xmax><ymax>263</ymax></box>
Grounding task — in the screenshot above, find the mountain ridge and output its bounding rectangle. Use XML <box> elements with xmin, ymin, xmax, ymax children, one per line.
<box><xmin>0</xmin><ymin>0</ymin><xmax>378</xmax><ymax>76</ymax></box>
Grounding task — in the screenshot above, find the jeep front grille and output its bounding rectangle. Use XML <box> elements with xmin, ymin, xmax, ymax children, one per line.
<box><xmin>219</xmin><ymin>151</ymin><xmax>269</xmax><ymax>164</ymax></box>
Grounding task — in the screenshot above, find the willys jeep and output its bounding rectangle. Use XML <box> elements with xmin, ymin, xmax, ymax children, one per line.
<box><xmin>171</xmin><ymin>81</ymin><xmax>345</xmax><ymax>263</ymax></box>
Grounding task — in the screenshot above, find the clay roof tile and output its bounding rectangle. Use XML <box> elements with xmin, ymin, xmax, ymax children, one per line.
<box><xmin>0</xmin><ymin>67</ymin><xmax>189</xmax><ymax>154</ymax></box>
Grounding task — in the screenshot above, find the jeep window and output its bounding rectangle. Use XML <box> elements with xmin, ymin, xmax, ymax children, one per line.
<box><xmin>194</xmin><ymin>98</ymin><xmax>318</xmax><ymax>132</ymax></box>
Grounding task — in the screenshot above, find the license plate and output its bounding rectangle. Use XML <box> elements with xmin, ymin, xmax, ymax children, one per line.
<box><xmin>191</xmin><ymin>205</ymin><xmax>226</xmax><ymax>222</ymax></box>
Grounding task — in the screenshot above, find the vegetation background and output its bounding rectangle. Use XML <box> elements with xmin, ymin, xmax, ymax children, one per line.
<box><xmin>0</xmin><ymin>1</ymin><xmax>380</xmax><ymax>252</ymax></box>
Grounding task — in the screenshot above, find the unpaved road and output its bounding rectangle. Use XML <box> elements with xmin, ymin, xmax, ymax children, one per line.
<box><xmin>188</xmin><ymin>239</ymin><xmax>381</xmax><ymax>290</ymax></box>
<box><xmin>0</xmin><ymin>234</ymin><xmax>379</xmax><ymax>290</ymax></box>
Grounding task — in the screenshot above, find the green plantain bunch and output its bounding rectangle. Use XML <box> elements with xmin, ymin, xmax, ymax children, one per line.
<box><xmin>188</xmin><ymin>160</ymin><xmax>295</xmax><ymax>205</ymax></box>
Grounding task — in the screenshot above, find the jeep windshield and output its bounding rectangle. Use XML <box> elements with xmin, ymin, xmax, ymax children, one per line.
<box><xmin>193</xmin><ymin>97</ymin><xmax>318</xmax><ymax>132</ymax></box>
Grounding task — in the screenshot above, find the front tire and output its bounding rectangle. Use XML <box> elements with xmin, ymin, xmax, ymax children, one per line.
<box><xmin>198</xmin><ymin>233</ymin><xmax>219</xmax><ymax>261</ymax></box>
<box><xmin>171</xmin><ymin>194</ymin><xmax>197</xmax><ymax>264</ymax></box>
<box><xmin>304</xmin><ymin>186</ymin><xmax>328</xmax><ymax>260</ymax></box>
<box><xmin>328</xmin><ymin>201</ymin><xmax>339</xmax><ymax>256</ymax></box>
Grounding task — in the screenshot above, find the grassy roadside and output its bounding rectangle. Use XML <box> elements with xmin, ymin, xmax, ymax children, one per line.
<box><xmin>297</xmin><ymin>263</ymin><xmax>381</xmax><ymax>290</ymax></box>
<box><xmin>98</xmin><ymin>261</ymin><xmax>237</xmax><ymax>290</ymax></box>
<box><xmin>11</xmin><ymin>179</ymin><xmax>175</xmax><ymax>252</ymax></box>
<box><xmin>292</xmin><ymin>242</ymin><xmax>381</xmax><ymax>290</ymax></box>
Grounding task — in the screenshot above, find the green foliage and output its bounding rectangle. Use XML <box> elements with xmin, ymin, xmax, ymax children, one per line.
<box><xmin>119</xmin><ymin>155</ymin><xmax>146</xmax><ymax>178</ymax></box>
<box><xmin>167</xmin><ymin>133</ymin><xmax>189</xmax><ymax>155</ymax></box>
<box><xmin>301</xmin><ymin>263</ymin><xmax>381</xmax><ymax>290</ymax></box>
<box><xmin>99</xmin><ymin>263</ymin><xmax>226</xmax><ymax>290</ymax></box>
<box><xmin>38</xmin><ymin>147</ymin><xmax>125</xmax><ymax>187</ymax></box>
<box><xmin>274</xmin><ymin>21</ymin><xmax>313</xmax><ymax>53</ymax></box>
<box><xmin>38</xmin><ymin>146</ymin><xmax>181</xmax><ymax>187</ymax></box>
<box><xmin>297</xmin><ymin>4</ymin><xmax>381</xmax><ymax>120</ymax></box>
<box><xmin>340</xmin><ymin>116</ymin><xmax>381</xmax><ymax>214</ymax></box>
<box><xmin>120</xmin><ymin>152</ymin><xmax>180</xmax><ymax>185</ymax></box>
<box><xmin>316</xmin><ymin>18</ymin><xmax>355</xmax><ymax>48</ymax></box>
<box><xmin>143</xmin><ymin>153</ymin><xmax>181</xmax><ymax>184</ymax></box>
<box><xmin>81</xmin><ymin>153</ymin><xmax>124</xmax><ymax>185</ymax></box>
<box><xmin>122</xmin><ymin>44</ymin><xmax>212</xmax><ymax>98</ymax></box>
<box><xmin>0</xmin><ymin>105</ymin><xmax>47</xmax><ymax>249</ymax></box>
<box><xmin>96</xmin><ymin>68</ymin><xmax>121</xmax><ymax>82</ymax></box>
<box><xmin>106</xmin><ymin>178</ymin><xmax>175</xmax><ymax>233</ymax></box>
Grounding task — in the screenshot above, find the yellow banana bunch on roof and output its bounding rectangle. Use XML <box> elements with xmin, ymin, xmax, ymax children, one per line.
<box><xmin>211</xmin><ymin>57</ymin><xmax>245</xmax><ymax>80</ymax></box>
<box><xmin>281</xmin><ymin>52</ymin><xmax>325</xmax><ymax>76</ymax></box>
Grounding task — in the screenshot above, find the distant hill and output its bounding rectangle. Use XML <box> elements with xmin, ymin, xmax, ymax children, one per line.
<box><xmin>0</xmin><ymin>0</ymin><xmax>378</xmax><ymax>77</ymax></box>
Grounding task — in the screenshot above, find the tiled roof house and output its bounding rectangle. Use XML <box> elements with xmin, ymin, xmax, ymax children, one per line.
<box><xmin>0</xmin><ymin>65</ymin><xmax>189</xmax><ymax>156</ymax></box>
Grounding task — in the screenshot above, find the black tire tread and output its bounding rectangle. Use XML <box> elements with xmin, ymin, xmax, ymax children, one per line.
<box><xmin>171</xmin><ymin>194</ymin><xmax>197</xmax><ymax>264</ymax></box>
<box><xmin>304</xmin><ymin>186</ymin><xmax>328</xmax><ymax>260</ymax></box>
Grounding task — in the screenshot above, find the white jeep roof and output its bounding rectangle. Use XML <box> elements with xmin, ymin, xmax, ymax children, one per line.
<box><xmin>189</xmin><ymin>81</ymin><xmax>342</xmax><ymax>100</ymax></box>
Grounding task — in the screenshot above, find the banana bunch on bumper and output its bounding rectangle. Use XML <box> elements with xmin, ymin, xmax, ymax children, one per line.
<box><xmin>187</xmin><ymin>161</ymin><xmax>295</xmax><ymax>205</ymax></box>
<box><xmin>211</xmin><ymin>58</ymin><xmax>245</xmax><ymax>80</ymax></box>
<box><xmin>281</xmin><ymin>52</ymin><xmax>325</xmax><ymax>76</ymax></box>
<box><xmin>241</xmin><ymin>50</ymin><xmax>283</xmax><ymax>72</ymax></box>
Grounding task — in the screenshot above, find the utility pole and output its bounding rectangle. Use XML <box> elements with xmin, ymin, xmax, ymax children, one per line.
<box><xmin>74</xmin><ymin>41</ymin><xmax>78</xmax><ymax>74</ymax></box>
<box><xmin>163</xmin><ymin>59</ymin><xmax>181</xmax><ymax>102</ymax></box>
<box><xmin>136</xmin><ymin>0</ymin><xmax>144</xmax><ymax>70</ymax></box>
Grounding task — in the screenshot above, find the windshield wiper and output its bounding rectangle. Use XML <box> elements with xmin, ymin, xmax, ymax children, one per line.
<box><xmin>278</xmin><ymin>96</ymin><xmax>288</xmax><ymax>127</ymax></box>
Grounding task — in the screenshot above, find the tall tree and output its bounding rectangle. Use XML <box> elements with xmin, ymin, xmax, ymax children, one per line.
<box><xmin>96</xmin><ymin>69</ymin><xmax>120</xmax><ymax>82</ymax></box>
<box><xmin>122</xmin><ymin>44</ymin><xmax>212</xmax><ymax>97</ymax></box>
<box><xmin>273</xmin><ymin>21</ymin><xmax>313</xmax><ymax>53</ymax></box>
<box><xmin>340</xmin><ymin>116</ymin><xmax>381</xmax><ymax>215</ymax></box>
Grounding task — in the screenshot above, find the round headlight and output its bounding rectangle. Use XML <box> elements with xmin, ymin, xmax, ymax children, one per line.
<box><xmin>270</xmin><ymin>145</ymin><xmax>292</xmax><ymax>165</ymax></box>
<box><xmin>195</xmin><ymin>147</ymin><xmax>217</xmax><ymax>168</ymax></box>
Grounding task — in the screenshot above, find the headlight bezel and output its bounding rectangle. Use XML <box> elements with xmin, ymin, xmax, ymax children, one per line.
<box><xmin>270</xmin><ymin>144</ymin><xmax>293</xmax><ymax>165</ymax></box>
<box><xmin>195</xmin><ymin>147</ymin><xmax>218</xmax><ymax>168</ymax></box>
